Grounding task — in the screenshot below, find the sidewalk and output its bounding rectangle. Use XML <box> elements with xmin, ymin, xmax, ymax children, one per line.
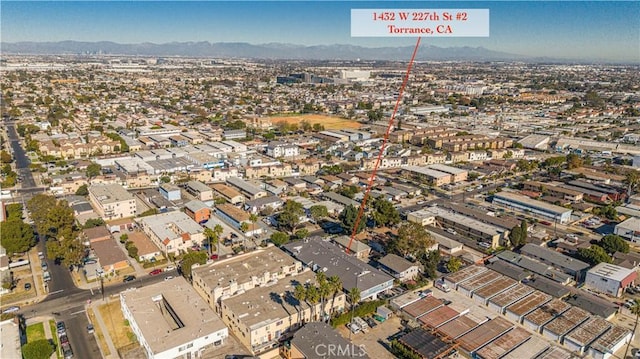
<box><xmin>87</xmin><ymin>299</ymin><xmax>119</xmax><ymax>359</ymax></box>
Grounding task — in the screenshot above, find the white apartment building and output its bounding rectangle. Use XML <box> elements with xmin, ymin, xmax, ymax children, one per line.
<box><xmin>120</xmin><ymin>277</ymin><xmax>228</xmax><ymax>359</ymax></box>
<box><xmin>88</xmin><ymin>183</ymin><xmax>137</xmax><ymax>220</ymax></box>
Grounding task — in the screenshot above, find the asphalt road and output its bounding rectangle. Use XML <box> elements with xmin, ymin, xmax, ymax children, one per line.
<box><xmin>5</xmin><ymin>120</ymin><xmax>36</xmax><ymax>188</ymax></box>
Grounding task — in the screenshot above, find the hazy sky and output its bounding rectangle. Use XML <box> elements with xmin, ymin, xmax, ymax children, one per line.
<box><xmin>2</xmin><ymin>1</ymin><xmax>639</xmax><ymax>62</ymax></box>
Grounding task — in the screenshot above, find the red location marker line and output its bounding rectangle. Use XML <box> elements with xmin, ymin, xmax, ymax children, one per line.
<box><xmin>346</xmin><ymin>37</ymin><xmax>422</xmax><ymax>254</ymax></box>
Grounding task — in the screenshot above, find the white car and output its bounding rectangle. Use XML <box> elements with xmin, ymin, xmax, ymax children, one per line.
<box><xmin>164</xmin><ymin>275</ymin><xmax>174</xmax><ymax>281</ymax></box>
<box><xmin>165</xmin><ymin>265</ymin><xmax>175</xmax><ymax>271</ymax></box>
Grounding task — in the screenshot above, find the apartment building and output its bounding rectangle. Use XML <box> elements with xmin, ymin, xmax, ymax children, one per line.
<box><xmin>136</xmin><ymin>212</ymin><xmax>205</xmax><ymax>256</ymax></box>
<box><xmin>121</xmin><ymin>277</ymin><xmax>228</xmax><ymax>359</ymax></box>
<box><xmin>88</xmin><ymin>183</ymin><xmax>137</xmax><ymax>220</ymax></box>
<box><xmin>219</xmin><ymin>270</ymin><xmax>346</xmax><ymax>355</ymax></box>
<box><xmin>192</xmin><ymin>246</ymin><xmax>303</xmax><ymax>310</ymax></box>
<box><xmin>185</xmin><ymin>180</ymin><xmax>214</xmax><ymax>201</ymax></box>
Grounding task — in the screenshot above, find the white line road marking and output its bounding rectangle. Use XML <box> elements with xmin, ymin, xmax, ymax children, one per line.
<box><xmin>70</xmin><ymin>310</ymin><xmax>86</xmax><ymax>316</ymax></box>
<box><xmin>50</xmin><ymin>289</ymin><xmax>64</xmax><ymax>295</ymax></box>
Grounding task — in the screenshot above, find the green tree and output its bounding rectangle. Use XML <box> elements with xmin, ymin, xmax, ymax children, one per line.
<box><xmin>348</xmin><ymin>287</ymin><xmax>361</xmax><ymax>306</ymax></box>
<box><xmin>340</xmin><ymin>204</ymin><xmax>365</xmax><ymax>235</ymax></box>
<box><xmin>270</xmin><ymin>231</ymin><xmax>290</xmax><ymax>246</ymax></box>
<box><xmin>338</xmin><ymin>185</ymin><xmax>360</xmax><ymax>199</ymax></box>
<box><xmin>83</xmin><ymin>218</ymin><xmax>105</xmax><ymax>229</ymax></box>
<box><xmin>309</xmin><ymin>205</ymin><xmax>329</xmax><ymax>222</ymax></box>
<box><xmin>0</xmin><ymin>219</ymin><xmax>35</xmax><ymax>256</ymax></box>
<box><xmin>180</xmin><ymin>251</ymin><xmax>208</xmax><ymax>279</ymax></box>
<box><xmin>328</xmin><ymin>275</ymin><xmax>343</xmax><ymax>314</ymax></box>
<box><xmin>85</xmin><ymin>163</ymin><xmax>102</xmax><ymax>179</ymax></box>
<box><xmin>306</xmin><ymin>284</ymin><xmax>320</xmax><ymax>320</ymax></box>
<box><xmin>294</xmin><ymin>283</ymin><xmax>307</xmax><ymax>319</ymax></box>
<box><xmin>420</xmin><ymin>250</ymin><xmax>441</xmax><ymax>279</ymax></box>
<box><xmin>577</xmin><ymin>245</ymin><xmax>612</xmax><ymax>265</ymax></box>
<box><xmin>0</xmin><ymin>150</ymin><xmax>12</xmax><ymax>164</ymax></box>
<box><xmin>600</xmin><ymin>234</ymin><xmax>629</xmax><ymax>254</ymax></box>
<box><xmin>75</xmin><ymin>184</ymin><xmax>89</xmax><ymax>196</ymax></box>
<box><xmin>625</xmin><ymin>170</ymin><xmax>639</xmax><ymax>198</ymax></box>
<box><xmin>390</xmin><ymin>222</ymin><xmax>434</xmax><ymax>258</ymax></box>
<box><xmin>295</xmin><ymin>228</ymin><xmax>309</xmax><ymax>240</ymax></box>
<box><xmin>127</xmin><ymin>245</ymin><xmax>139</xmax><ymax>259</ymax></box>
<box><xmin>278</xmin><ymin>200</ymin><xmax>304</xmax><ymax>234</ymax></box>
<box><xmin>566</xmin><ymin>153</ymin><xmax>583</xmax><ymax>169</ymax></box>
<box><xmin>22</xmin><ymin>339</ymin><xmax>54</xmax><ymax>359</ymax></box>
<box><xmin>446</xmin><ymin>257</ymin><xmax>462</xmax><ymax>273</ymax></box>
<box><xmin>119</xmin><ymin>234</ymin><xmax>129</xmax><ymax>244</ymax></box>
<box><xmin>371</xmin><ymin>197</ymin><xmax>400</xmax><ymax>227</ymax></box>
<box><xmin>204</xmin><ymin>224</ymin><xmax>223</xmax><ymax>256</ymax></box>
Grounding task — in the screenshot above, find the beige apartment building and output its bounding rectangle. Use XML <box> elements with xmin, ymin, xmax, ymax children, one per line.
<box><xmin>219</xmin><ymin>270</ymin><xmax>346</xmax><ymax>355</ymax></box>
<box><xmin>192</xmin><ymin>246</ymin><xmax>303</xmax><ymax>310</ymax></box>
<box><xmin>88</xmin><ymin>183</ymin><xmax>137</xmax><ymax>220</ymax></box>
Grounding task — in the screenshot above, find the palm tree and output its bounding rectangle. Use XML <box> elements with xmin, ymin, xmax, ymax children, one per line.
<box><xmin>624</xmin><ymin>299</ymin><xmax>640</xmax><ymax>359</ymax></box>
<box><xmin>249</xmin><ymin>213</ymin><xmax>259</xmax><ymax>246</ymax></box>
<box><xmin>315</xmin><ymin>272</ymin><xmax>330</xmax><ymax>321</ymax></box>
<box><xmin>328</xmin><ymin>275</ymin><xmax>343</xmax><ymax>319</ymax></box>
<box><xmin>306</xmin><ymin>285</ymin><xmax>320</xmax><ymax>321</ymax></box>
<box><xmin>203</xmin><ymin>224</ymin><xmax>223</xmax><ymax>257</ymax></box>
<box><xmin>293</xmin><ymin>284</ymin><xmax>307</xmax><ymax>326</ymax></box>
<box><xmin>240</xmin><ymin>222</ymin><xmax>249</xmax><ymax>250</ymax></box>
<box><xmin>348</xmin><ymin>287</ymin><xmax>361</xmax><ymax>340</ymax></box>
<box><xmin>625</xmin><ymin>171</ymin><xmax>639</xmax><ymax>200</ymax></box>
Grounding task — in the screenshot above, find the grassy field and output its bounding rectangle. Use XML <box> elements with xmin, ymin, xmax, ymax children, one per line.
<box><xmin>270</xmin><ymin>114</ymin><xmax>361</xmax><ymax>130</ymax></box>
<box><xmin>26</xmin><ymin>322</ymin><xmax>45</xmax><ymax>342</ymax></box>
<box><xmin>97</xmin><ymin>300</ymin><xmax>136</xmax><ymax>350</ymax></box>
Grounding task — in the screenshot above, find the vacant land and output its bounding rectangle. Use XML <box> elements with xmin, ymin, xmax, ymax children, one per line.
<box><xmin>97</xmin><ymin>300</ymin><xmax>136</xmax><ymax>350</ymax></box>
<box><xmin>270</xmin><ymin>114</ymin><xmax>361</xmax><ymax>130</ymax></box>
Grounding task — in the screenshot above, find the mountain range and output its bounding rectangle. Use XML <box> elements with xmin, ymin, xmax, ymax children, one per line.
<box><xmin>1</xmin><ymin>40</ymin><xmax>540</xmax><ymax>62</ymax></box>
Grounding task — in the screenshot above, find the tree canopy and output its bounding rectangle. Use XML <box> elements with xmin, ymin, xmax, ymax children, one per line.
<box><xmin>270</xmin><ymin>231</ymin><xmax>290</xmax><ymax>246</ymax></box>
<box><xmin>390</xmin><ymin>222</ymin><xmax>434</xmax><ymax>258</ymax></box>
<box><xmin>22</xmin><ymin>339</ymin><xmax>54</xmax><ymax>359</ymax></box>
<box><xmin>340</xmin><ymin>204</ymin><xmax>365</xmax><ymax>235</ymax></box>
<box><xmin>371</xmin><ymin>197</ymin><xmax>400</xmax><ymax>227</ymax></box>
<box><xmin>600</xmin><ymin>234</ymin><xmax>629</xmax><ymax>254</ymax></box>
<box><xmin>577</xmin><ymin>244</ymin><xmax>612</xmax><ymax>265</ymax></box>
<box><xmin>277</xmin><ymin>200</ymin><xmax>304</xmax><ymax>234</ymax></box>
<box><xmin>309</xmin><ymin>205</ymin><xmax>329</xmax><ymax>221</ymax></box>
<box><xmin>0</xmin><ymin>219</ymin><xmax>35</xmax><ymax>256</ymax></box>
<box><xmin>180</xmin><ymin>251</ymin><xmax>208</xmax><ymax>279</ymax></box>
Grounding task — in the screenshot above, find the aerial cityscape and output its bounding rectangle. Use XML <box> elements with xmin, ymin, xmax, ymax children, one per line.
<box><xmin>1</xmin><ymin>1</ymin><xmax>639</xmax><ymax>359</ymax></box>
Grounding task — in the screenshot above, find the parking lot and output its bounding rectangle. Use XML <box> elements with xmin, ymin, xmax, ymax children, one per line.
<box><xmin>337</xmin><ymin>315</ymin><xmax>403</xmax><ymax>359</ymax></box>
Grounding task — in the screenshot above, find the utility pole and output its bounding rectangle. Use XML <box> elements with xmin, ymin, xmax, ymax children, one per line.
<box><xmin>100</xmin><ymin>275</ymin><xmax>105</xmax><ymax>301</ymax></box>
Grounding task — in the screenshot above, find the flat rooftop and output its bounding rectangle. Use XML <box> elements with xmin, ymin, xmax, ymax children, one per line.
<box><xmin>459</xmin><ymin>270</ymin><xmax>503</xmax><ymax>293</ymax></box>
<box><xmin>417</xmin><ymin>305</ymin><xmax>460</xmax><ymax>328</ymax></box>
<box><xmin>402</xmin><ymin>297</ymin><xmax>444</xmax><ymax>319</ymax></box>
<box><xmin>523</xmin><ymin>299</ymin><xmax>571</xmax><ymax>326</ymax></box>
<box><xmin>494</xmin><ymin>191</ymin><xmax>571</xmax><ymax>215</ymax></box>
<box><xmin>473</xmin><ymin>276</ymin><xmax>517</xmax><ymax>300</ymax></box>
<box><xmin>390</xmin><ymin>291</ymin><xmax>422</xmax><ymax>310</ymax></box>
<box><xmin>437</xmin><ymin>315</ymin><xmax>482</xmax><ymax>339</ymax></box>
<box><xmin>120</xmin><ymin>277</ymin><xmax>227</xmax><ymax>355</ymax></box>
<box><xmin>445</xmin><ymin>265</ymin><xmax>488</xmax><ymax>286</ymax></box>
<box><xmin>89</xmin><ymin>183</ymin><xmax>133</xmax><ymax>203</ymax></box>
<box><xmin>221</xmin><ymin>270</ymin><xmax>318</xmax><ymax>330</ymax></box>
<box><xmin>488</xmin><ymin>283</ymin><xmax>534</xmax><ymax>308</ymax></box>
<box><xmin>283</xmin><ymin>238</ymin><xmax>393</xmax><ymax>295</ymax></box>
<box><xmin>588</xmin><ymin>262</ymin><xmax>636</xmax><ymax>282</ymax></box>
<box><xmin>500</xmin><ymin>335</ymin><xmax>550</xmax><ymax>359</ymax></box>
<box><xmin>457</xmin><ymin>316</ymin><xmax>513</xmax><ymax>352</ymax></box>
<box><xmin>505</xmin><ymin>291</ymin><xmax>552</xmax><ymax>317</ymax></box>
<box><xmin>590</xmin><ymin>325</ymin><xmax>631</xmax><ymax>354</ymax></box>
<box><xmin>521</xmin><ymin>243</ymin><xmax>589</xmax><ymax>273</ymax></box>
<box><xmin>192</xmin><ymin>247</ymin><xmax>300</xmax><ymax>289</ymax></box>
<box><xmin>425</xmin><ymin>206</ymin><xmax>505</xmax><ymax>237</ymax></box>
<box><xmin>564</xmin><ymin>316</ymin><xmax>610</xmax><ymax>347</ymax></box>
<box><xmin>542</xmin><ymin>306</ymin><xmax>590</xmax><ymax>336</ymax></box>
<box><xmin>475</xmin><ymin>327</ymin><xmax>531</xmax><ymax>359</ymax></box>
<box><xmin>536</xmin><ymin>346</ymin><xmax>575</xmax><ymax>359</ymax></box>
<box><xmin>400</xmin><ymin>328</ymin><xmax>453</xmax><ymax>359</ymax></box>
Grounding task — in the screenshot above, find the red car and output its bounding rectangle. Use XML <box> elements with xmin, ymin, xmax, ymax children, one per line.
<box><xmin>539</xmin><ymin>221</ymin><xmax>552</xmax><ymax>226</ymax></box>
<box><xmin>210</xmin><ymin>254</ymin><xmax>218</xmax><ymax>260</ymax></box>
<box><xmin>149</xmin><ymin>269</ymin><xmax>163</xmax><ymax>276</ymax></box>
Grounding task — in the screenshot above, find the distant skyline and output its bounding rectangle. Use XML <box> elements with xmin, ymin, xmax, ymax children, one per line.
<box><xmin>1</xmin><ymin>1</ymin><xmax>639</xmax><ymax>63</ymax></box>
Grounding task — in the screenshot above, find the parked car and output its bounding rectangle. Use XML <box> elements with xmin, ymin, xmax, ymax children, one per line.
<box><xmin>149</xmin><ymin>269</ymin><xmax>163</xmax><ymax>276</ymax></box>
<box><xmin>24</xmin><ymin>282</ymin><xmax>31</xmax><ymax>290</ymax></box>
<box><xmin>2</xmin><ymin>306</ymin><xmax>20</xmax><ymax>314</ymax></box>
<box><xmin>364</xmin><ymin>316</ymin><xmax>377</xmax><ymax>328</ymax></box>
<box><xmin>87</xmin><ymin>324</ymin><xmax>94</xmax><ymax>334</ymax></box>
<box><xmin>346</xmin><ymin>322</ymin><xmax>360</xmax><ymax>334</ymax></box>
<box><xmin>165</xmin><ymin>265</ymin><xmax>176</xmax><ymax>271</ymax></box>
<box><xmin>56</xmin><ymin>321</ymin><xmax>66</xmax><ymax>336</ymax></box>
<box><xmin>59</xmin><ymin>334</ymin><xmax>69</xmax><ymax>344</ymax></box>
<box><xmin>123</xmin><ymin>275</ymin><xmax>136</xmax><ymax>283</ymax></box>
<box><xmin>164</xmin><ymin>275</ymin><xmax>174</xmax><ymax>281</ymax></box>
<box><xmin>210</xmin><ymin>254</ymin><xmax>218</xmax><ymax>260</ymax></box>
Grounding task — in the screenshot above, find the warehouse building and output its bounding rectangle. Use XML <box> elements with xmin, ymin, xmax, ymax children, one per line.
<box><xmin>585</xmin><ymin>262</ymin><xmax>637</xmax><ymax>298</ymax></box>
<box><xmin>493</xmin><ymin>191</ymin><xmax>573</xmax><ymax>224</ymax></box>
